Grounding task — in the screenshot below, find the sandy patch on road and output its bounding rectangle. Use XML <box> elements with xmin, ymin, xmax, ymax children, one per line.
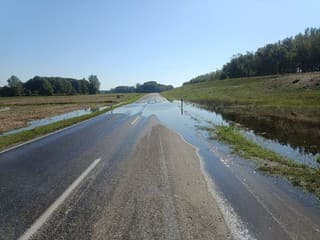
<box><xmin>92</xmin><ymin>123</ymin><xmax>231</xmax><ymax>240</ymax></box>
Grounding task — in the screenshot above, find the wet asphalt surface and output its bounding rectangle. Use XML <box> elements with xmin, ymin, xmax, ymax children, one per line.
<box><xmin>114</xmin><ymin>94</ymin><xmax>320</xmax><ymax>240</ymax></box>
<box><xmin>0</xmin><ymin>111</ymin><xmax>149</xmax><ymax>239</ymax></box>
<box><xmin>1</xmin><ymin>93</ymin><xmax>320</xmax><ymax>240</ymax></box>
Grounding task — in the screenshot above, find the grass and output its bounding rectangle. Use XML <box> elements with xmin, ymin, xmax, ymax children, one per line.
<box><xmin>0</xmin><ymin>94</ymin><xmax>142</xmax><ymax>151</ymax></box>
<box><xmin>209</xmin><ymin>124</ymin><xmax>320</xmax><ymax>198</ymax></box>
<box><xmin>162</xmin><ymin>72</ymin><xmax>320</xmax><ymax>124</ymax></box>
<box><xmin>213</xmin><ymin>125</ymin><xmax>301</xmax><ymax>167</ymax></box>
<box><xmin>163</xmin><ymin>73</ymin><xmax>320</xmax><ymax>108</ymax></box>
<box><xmin>0</xmin><ymin>94</ymin><xmax>139</xmax><ymax>133</ymax></box>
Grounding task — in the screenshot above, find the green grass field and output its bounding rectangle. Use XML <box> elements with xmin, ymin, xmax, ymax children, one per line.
<box><xmin>163</xmin><ymin>73</ymin><xmax>320</xmax><ymax>108</ymax></box>
<box><xmin>163</xmin><ymin>73</ymin><xmax>320</xmax><ymax>125</ymax></box>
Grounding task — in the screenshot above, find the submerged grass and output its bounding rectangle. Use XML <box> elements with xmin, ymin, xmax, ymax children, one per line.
<box><xmin>209</xmin><ymin>124</ymin><xmax>320</xmax><ymax>198</ymax></box>
<box><xmin>0</xmin><ymin>94</ymin><xmax>142</xmax><ymax>151</ymax></box>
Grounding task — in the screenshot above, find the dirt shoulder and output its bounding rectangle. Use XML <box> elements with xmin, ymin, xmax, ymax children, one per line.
<box><xmin>92</xmin><ymin>123</ymin><xmax>231</xmax><ymax>240</ymax></box>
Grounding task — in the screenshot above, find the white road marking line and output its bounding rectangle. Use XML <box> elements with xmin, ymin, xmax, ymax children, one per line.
<box><xmin>18</xmin><ymin>158</ymin><xmax>101</xmax><ymax>240</ymax></box>
<box><xmin>130</xmin><ymin>116</ymin><xmax>140</xmax><ymax>125</ymax></box>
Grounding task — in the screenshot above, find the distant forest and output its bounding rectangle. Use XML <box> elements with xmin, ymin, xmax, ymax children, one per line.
<box><xmin>185</xmin><ymin>27</ymin><xmax>320</xmax><ymax>85</ymax></box>
<box><xmin>108</xmin><ymin>81</ymin><xmax>174</xmax><ymax>93</ymax></box>
<box><xmin>0</xmin><ymin>75</ymin><xmax>100</xmax><ymax>96</ymax></box>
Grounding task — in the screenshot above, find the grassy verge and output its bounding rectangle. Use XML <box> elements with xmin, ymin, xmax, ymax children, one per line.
<box><xmin>162</xmin><ymin>73</ymin><xmax>320</xmax><ymax>124</ymax></box>
<box><xmin>208</xmin><ymin>124</ymin><xmax>320</xmax><ymax>198</ymax></box>
<box><xmin>163</xmin><ymin>73</ymin><xmax>320</xmax><ymax>108</ymax></box>
<box><xmin>0</xmin><ymin>94</ymin><xmax>142</xmax><ymax>151</ymax></box>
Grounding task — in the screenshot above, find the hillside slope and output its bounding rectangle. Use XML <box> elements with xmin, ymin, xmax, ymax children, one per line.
<box><xmin>163</xmin><ymin>72</ymin><xmax>320</xmax><ymax>124</ymax></box>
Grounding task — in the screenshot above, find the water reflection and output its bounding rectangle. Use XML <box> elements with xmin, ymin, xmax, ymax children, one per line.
<box><xmin>180</xmin><ymin>98</ymin><xmax>184</xmax><ymax>115</ymax></box>
<box><xmin>216</xmin><ymin>110</ymin><xmax>320</xmax><ymax>155</ymax></box>
<box><xmin>176</xmin><ymin>102</ymin><xmax>320</xmax><ymax>167</ymax></box>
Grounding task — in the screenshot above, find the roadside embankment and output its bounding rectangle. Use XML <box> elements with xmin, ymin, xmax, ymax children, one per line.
<box><xmin>162</xmin><ymin>72</ymin><xmax>320</xmax><ymax>125</ymax></box>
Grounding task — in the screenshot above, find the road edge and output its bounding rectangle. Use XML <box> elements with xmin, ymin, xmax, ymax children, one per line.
<box><xmin>172</xmin><ymin>128</ymin><xmax>255</xmax><ymax>240</ymax></box>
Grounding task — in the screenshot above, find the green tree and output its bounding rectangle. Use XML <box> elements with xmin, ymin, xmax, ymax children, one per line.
<box><xmin>79</xmin><ymin>78</ymin><xmax>89</xmax><ymax>94</ymax></box>
<box><xmin>217</xmin><ymin>27</ymin><xmax>320</xmax><ymax>79</ymax></box>
<box><xmin>24</xmin><ymin>76</ymin><xmax>53</xmax><ymax>96</ymax></box>
<box><xmin>7</xmin><ymin>75</ymin><xmax>24</xmax><ymax>96</ymax></box>
<box><xmin>88</xmin><ymin>75</ymin><xmax>100</xmax><ymax>94</ymax></box>
<box><xmin>41</xmin><ymin>80</ymin><xmax>54</xmax><ymax>95</ymax></box>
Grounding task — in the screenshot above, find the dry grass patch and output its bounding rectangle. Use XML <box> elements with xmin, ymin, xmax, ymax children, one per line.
<box><xmin>0</xmin><ymin>94</ymin><xmax>142</xmax><ymax>150</ymax></box>
<box><xmin>0</xmin><ymin>94</ymin><xmax>138</xmax><ymax>133</ymax></box>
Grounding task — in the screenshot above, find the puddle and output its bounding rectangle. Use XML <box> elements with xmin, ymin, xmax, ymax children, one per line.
<box><xmin>1</xmin><ymin>106</ymin><xmax>109</xmax><ymax>136</ymax></box>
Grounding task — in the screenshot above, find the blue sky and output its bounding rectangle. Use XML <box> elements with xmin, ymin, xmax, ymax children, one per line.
<box><xmin>0</xmin><ymin>0</ymin><xmax>319</xmax><ymax>89</ymax></box>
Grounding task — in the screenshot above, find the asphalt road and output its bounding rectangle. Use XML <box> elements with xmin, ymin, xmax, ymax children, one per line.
<box><xmin>1</xmin><ymin>93</ymin><xmax>320</xmax><ymax>240</ymax></box>
<box><xmin>0</xmin><ymin>108</ymin><xmax>147</xmax><ymax>239</ymax></box>
<box><xmin>0</xmin><ymin>94</ymin><xmax>230</xmax><ymax>240</ymax></box>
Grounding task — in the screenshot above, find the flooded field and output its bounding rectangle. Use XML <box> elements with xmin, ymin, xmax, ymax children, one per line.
<box><xmin>0</xmin><ymin>94</ymin><xmax>138</xmax><ymax>134</ymax></box>
<box><xmin>188</xmin><ymin>103</ymin><xmax>320</xmax><ymax>168</ymax></box>
<box><xmin>0</xmin><ymin>106</ymin><xmax>109</xmax><ymax>136</ymax></box>
<box><xmin>216</xmin><ymin>109</ymin><xmax>320</xmax><ymax>153</ymax></box>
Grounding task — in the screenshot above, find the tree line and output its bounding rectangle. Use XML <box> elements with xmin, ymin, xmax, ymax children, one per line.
<box><xmin>109</xmin><ymin>81</ymin><xmax>174</xmax><ymax>93</ymax></box>
<box><xmin>0</xmin><ymin>75</ymin><xmax>100</xmax><ymax>96</ymax></box>
<box><xmin>185</xmin><ymin>27</ymin><xmax>320</xmax><ymax>85</ymax></box>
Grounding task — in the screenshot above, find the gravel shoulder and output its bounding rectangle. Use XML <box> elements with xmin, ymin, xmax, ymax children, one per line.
<box><xmin>92</xmin><ymin>123</ymin><xmax>231</xmax><ymax>239</ymax></box>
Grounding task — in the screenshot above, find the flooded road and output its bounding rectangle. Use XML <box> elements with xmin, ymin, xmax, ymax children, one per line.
<box><xmin>115</xmin><ymin>94</ymin><xmax>320</xmax><ymax>240</ymax></box>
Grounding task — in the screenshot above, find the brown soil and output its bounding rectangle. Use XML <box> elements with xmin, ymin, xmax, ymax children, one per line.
<box><xmin>0</xmin><ymin>94</ymin><xmax>134</xmax><ymax>133</ymax></box>
<box><xmin>267</xmin><ymin>72</ymin><xmax>320</xmax><ymax>90</ymax></box>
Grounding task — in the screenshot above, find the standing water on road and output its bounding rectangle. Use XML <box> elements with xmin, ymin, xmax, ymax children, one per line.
<box><xmin>115</xmin><ymin>94</ymin><xmax>320</xmax><ymax>240</ymax></box>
